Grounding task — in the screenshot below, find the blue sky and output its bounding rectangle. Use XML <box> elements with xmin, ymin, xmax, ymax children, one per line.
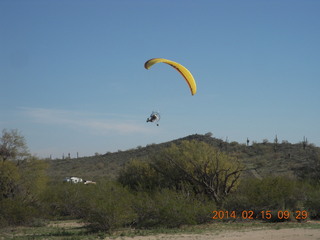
<box><xmin>1</xmin><ymin>0</ymin><xmax>319</xmax><ymax>158</ymax></box>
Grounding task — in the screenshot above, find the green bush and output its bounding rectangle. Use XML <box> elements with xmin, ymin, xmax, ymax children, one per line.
<box><xmin>0</xmin><ymin>198</ymin><xmax>44</xmax><ymax>226</ymax></box>
<box><xmin>132</xmin><ymin>189</ymin><xmax>216</xmax><ymax>229</ymax></box>
<box><xmin>0</xmin><ymin>157</ymin><xmax>48</xmax><ymax>227</ymax></box>
<box><xmin>191</xmin><ymin>195</ymin><xmax>217</xmax><ymax>224</ymax></box>
<box><xmin>42</xmin><ymin>182</ymin><xmax>216</xmax><ymax>231</ymax></box>
<box><xmin>118</xmin><ymin>159</ymin><xmax>159</xmax><ymax>191</ymax></box>
<box><xmin>81</xmin><ymin>181</ymin><xmax>136</xmax><ymax>233</ymax></box>
<box><xmin>223</xmin><ymin>176</ymin><xmax>305</xmax><ymax>222</ymax></box>
<box><xmin>305</xmin><ymin>184</ymin><xmax>320</xmax><ymax>219</ymax></box>
<box><xmin>41</xmin><ymin>183</ymin><xmax>91</xmax><ymax>218</ymax></box>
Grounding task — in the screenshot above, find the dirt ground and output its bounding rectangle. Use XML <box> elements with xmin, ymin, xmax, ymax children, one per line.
<box><xmin>107</xmin><ymin>228</ymin><xmax>320</xmax><ymax>240</ymax></box>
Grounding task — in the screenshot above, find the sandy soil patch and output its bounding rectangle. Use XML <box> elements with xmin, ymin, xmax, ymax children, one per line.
<box><xmin>48</xmin><ymin>220</ymin><xmax>85</xmax><ymax>228</ymax></box>
<box><xmin>107</xmin><ymin>228</ymin><xmax>320</xmax><ymax>240</ymax></box>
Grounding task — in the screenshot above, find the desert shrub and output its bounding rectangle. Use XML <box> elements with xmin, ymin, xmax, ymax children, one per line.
<box><xmin>132</xmin><ymin>189</ymin><xmax>216</xmax><ymax>229</ymax></box>
<box><xmin>118</xmin><ymin>159</ymin><xmax>159</xmax><ymax>191</ymax></box>
<box><xmin>304</xmin><ymin>184</ymin><xmax>320</xmax><ymax>219</ymax></box>
<box><xmin>42</xmin><ymin>181</ymin><xmax>138</xmax><ymax>232</ymax></box>
<box><xmin>131</xmin><ymin>191</ymin><xmax>159</xmax><ymax>228</ymax></box>
<box><xmin>192</xmin><ymin>195</ymin><xmax>217</xmax><ymax>224</ymax></box>
<box><xmin>120</xmin><ymin>141</ymin><xmax>244</xmax><ymax>207</ymax></box>
<box><xmin>0</xmin><ymin>156</ymin><xmax>48</xmax><ymax>227</ymax></box>
<box><xmin>223</xmin><ymin>176</ymin><xmax>304</xmax><ymax>222</ymax></box>
<box><xmin>0</xmin><ymin>198</ymin><xmax>43</xmax><ymax>226</ymax></box>
<box><xmin>81</xmin><ymin>181</ymin><xmax>136</xmax><ymax>233</ymax></box>
<box><xmin>41</xmin><ymin>182</ymin><xmax>91</xmax><ymax>218</ymax></box>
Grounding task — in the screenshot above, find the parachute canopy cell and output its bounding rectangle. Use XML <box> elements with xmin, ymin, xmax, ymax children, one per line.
<box><xmin>144</xmin><ymin>58</ymin><xmax>197</xmax><ymax>95</ymax></box>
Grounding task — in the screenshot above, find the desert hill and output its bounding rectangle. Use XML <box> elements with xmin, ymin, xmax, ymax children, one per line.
<box><xmin>46</xmin><ymin>133</ymin><xmax>319</xmax><ymax>182</ymax></box>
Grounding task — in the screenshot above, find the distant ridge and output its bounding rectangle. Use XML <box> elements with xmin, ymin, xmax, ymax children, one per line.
<box><xmin>46</xmin><ymin>133</ymin><xmax>319</xmax><ymax>182</ymax></box>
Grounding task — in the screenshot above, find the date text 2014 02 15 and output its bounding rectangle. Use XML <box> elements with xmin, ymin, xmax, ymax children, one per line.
<box><xmin>212</xmin><ymin>210</ymin><xmax>308</xmax><ymax>220</ymax></box>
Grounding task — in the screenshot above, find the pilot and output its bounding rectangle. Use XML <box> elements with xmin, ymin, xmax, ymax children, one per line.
<box><xmin>146</xmin><ymin>114</ymin><xmax>158</xmax><ymax>122</ymax></box>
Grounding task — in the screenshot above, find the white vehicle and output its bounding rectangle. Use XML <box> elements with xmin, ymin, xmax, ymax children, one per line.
<box><xmin>84</xmin><ymin>180</ymin><xmax>96</xmax><ymax>185</ymax></box>
<box><xmin>63</xmin><ymin>177</ymin><xmax>83</xmax><ymax>184</ymax></box>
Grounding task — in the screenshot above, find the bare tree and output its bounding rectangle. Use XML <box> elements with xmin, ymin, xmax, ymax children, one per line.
<box><xmin>0</xmin><ymin>129</ymin><xmax>30</xmax><ymax>162</ymax></box>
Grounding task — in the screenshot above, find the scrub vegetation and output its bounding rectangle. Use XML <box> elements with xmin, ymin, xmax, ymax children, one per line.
<box><xmin>1</xmin><ymin>128</ymin><xmax>320</xmax><ymax>237</ymax></box>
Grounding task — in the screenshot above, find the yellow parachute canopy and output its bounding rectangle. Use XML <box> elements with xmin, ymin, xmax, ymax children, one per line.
<box><xmin>144</xmin><ymin>58</ymin><xmax>197</xmax><ymax>95</ymax></box>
